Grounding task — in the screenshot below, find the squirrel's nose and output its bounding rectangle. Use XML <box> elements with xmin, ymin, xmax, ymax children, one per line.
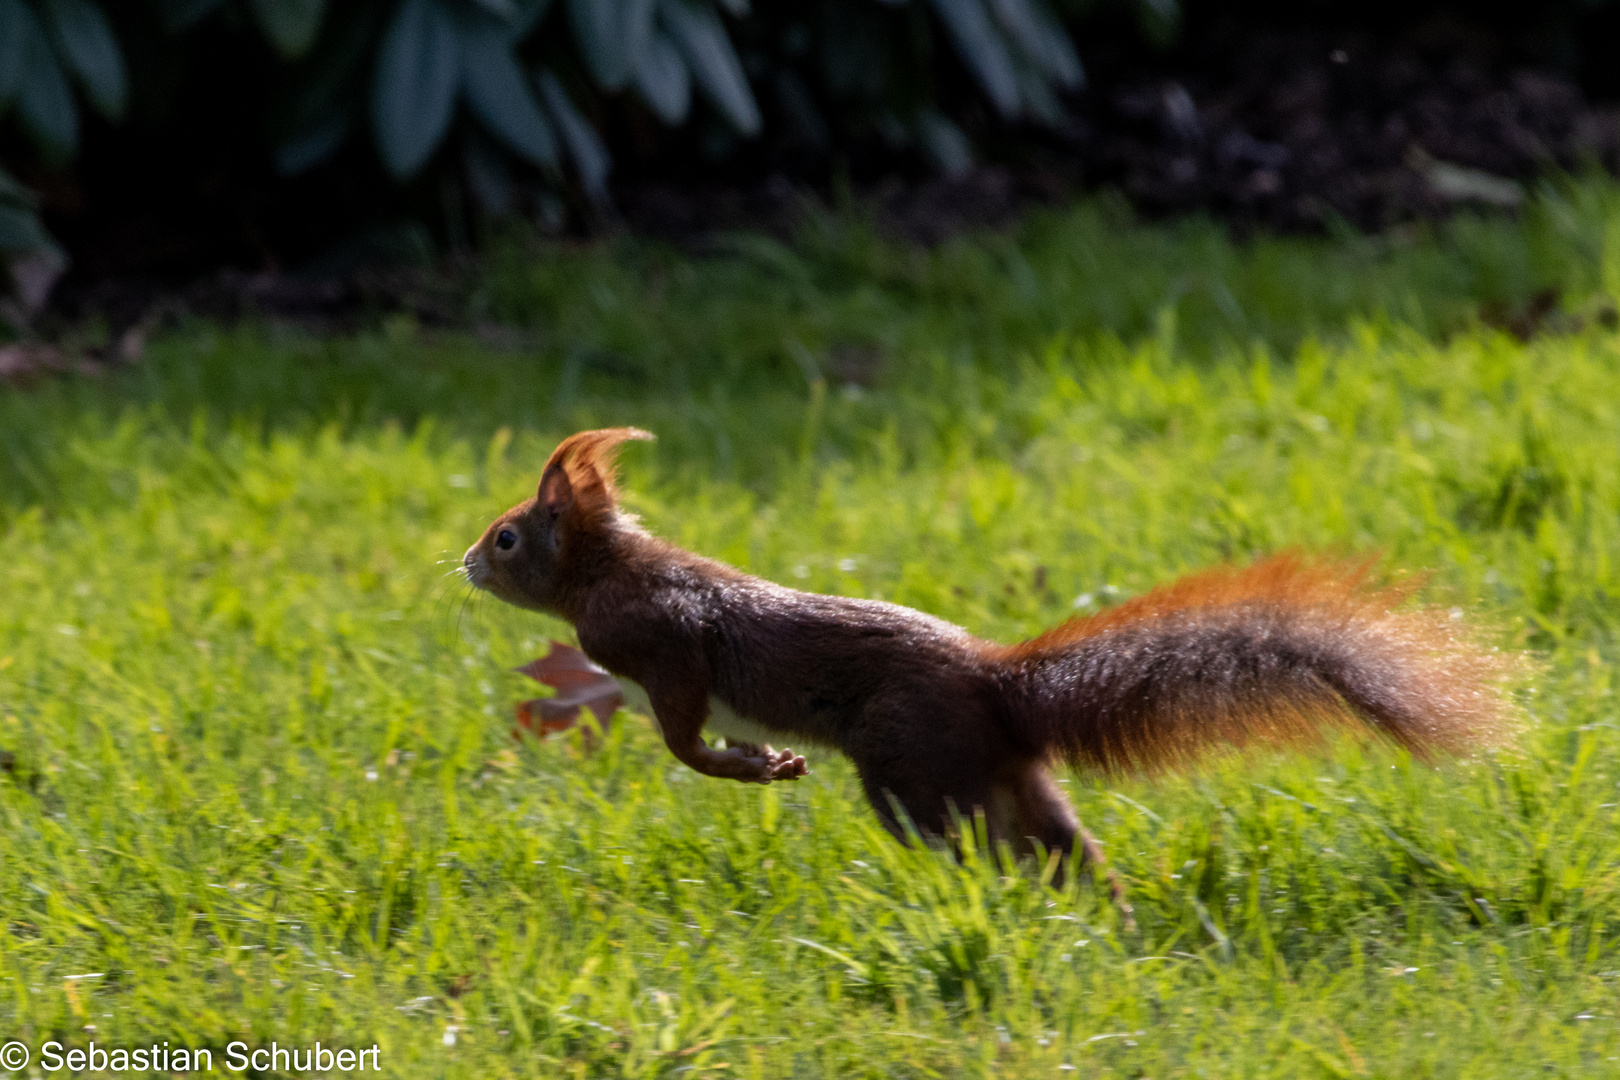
<box><xmin>463</xmin><ymin>545</ymin><xmax>483</xmax><ymax>578</ymax></box>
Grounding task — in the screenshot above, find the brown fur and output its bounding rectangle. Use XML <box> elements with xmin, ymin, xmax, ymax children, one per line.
<box><xmin>464</xmin><ymin>428</ymin><xmax>1518</xmax><ymax>884</ymax></box>
<box><xmin>994</xmin><ymin>554</ymin><xmax>1514</xmax><ymax>776</ymax></box>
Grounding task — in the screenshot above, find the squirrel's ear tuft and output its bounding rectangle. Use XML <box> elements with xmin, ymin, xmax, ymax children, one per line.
<box><xmin>541</xmin><ymin>427</ymin><xmax>654</xmax><ymax>514</ymax></box>
<box><xmin>538</xmin><ymin>461</ymin><xmax>574</xmax><ymax>518</ymax></box>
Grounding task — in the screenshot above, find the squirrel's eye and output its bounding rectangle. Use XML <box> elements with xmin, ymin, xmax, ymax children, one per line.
<box><xmin>495</xmin><ymin>529</ymin><xmax>517</xmax><ymax>551</ymax></box>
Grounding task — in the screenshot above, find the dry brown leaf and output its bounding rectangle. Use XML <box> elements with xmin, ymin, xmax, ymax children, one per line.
<box><xmin>512</xmin><ymin>641</ymin><xmax>623</xmax><ymax>746</ymax></box>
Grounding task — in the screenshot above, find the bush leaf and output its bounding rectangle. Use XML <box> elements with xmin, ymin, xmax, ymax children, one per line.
<box><xmin>160</xmin><ymin>0</ymin><xmax>225</xmax><ymax>31</ymax></box>
<box><xmin>271</xmin><ymin>9</ymin><xmax>374</xmax><ymax>174</ymax></box>
<box><xmin>16</xmin><ymin>3</ymin><xmax>78</xmax><ymax>153</ymax></box>
<box><xmin>371</xmin><ymin>0</ymin><xmax>459</xmax><ymax>178</ymax></box>
<box><xmin>537</xmin><ymin>69</ymin><xmax>611</xmax><ymax>205</ymax></box>
<box><xmin>275</xmin><ymin>110</ymin><xmax>352</xmax><ymax>175</ymax></box>
<box><xmin>460</xmin><ymin>12</ymin><xmax>559</xmax><ymax>168</ymax></box>
<box><xmin>929</xmin><ymin>0</ymin><xmax>1019</xmax><ymax>119</ymax></box>
<box><xmin>916</xmin><ymin>109</ymin><xmax>972</xmax><ymax>176</ymax></box>
<box><xmin>0</xmin><ymin>0</ymin><xmax>27</xmax><ymax>105</ymax></box>
<box><xmin>0</xmin><ymin>166</ymin><xmax>37</xmax><ymax>206</ymax></box>
<box><xmin>43</xmin><ymin>0</ymin><xmax>127</xmax><ymax>119</ymax></box>
<box><xmin>987</xmin><ymin>0</ymin><xmax>1080</xmax><ymax>88</ymax></box>
<box><xmin>656</xmin><ymin>0</ymin><xmax>758</xmax><ymax>135</ymax></box>
<box><xmin>1013</xmin><ymin>57</ymin><xmax>1062</xmax><ymax>126</ymax></box>
<box><xmin>503</xmin><ymin>0</ymin><xmax>555</xmax><ymax>40</ymax></box>
<box><xmin>250</xmin><ymin>0</ymin><xmax>329</xmax><ymax>59</ymax></box>
<box><xmin>633</xmin><ymin>26</ymin><xmax>689</xmax><ymax>124</ymax></box>
<box><xmin>468</xmin><ymin>0</ymin><xmax>519</xmax><ymax>20</ymax></box>
<box><xmin>568</xmin><ymin>0</ymin><xmax>656</xmax><ymax>91</ymax></box>
<box><xmin>0</xmin><ymin>201</ymin><xmax>52</xmax><ymax>253</ymax></box>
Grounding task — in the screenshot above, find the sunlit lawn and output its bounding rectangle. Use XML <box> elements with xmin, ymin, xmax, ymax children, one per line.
<box><xmin>3</xmin><ymin>182</ymin><xmax>1620</xmax><ymax>1076</ymax></box>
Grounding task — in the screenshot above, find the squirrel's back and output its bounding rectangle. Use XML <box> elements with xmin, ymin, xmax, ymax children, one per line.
<box><xmin>600</xmin><ymin>542</ymin><xmax>991</xmax><ymax>748</ymax></box>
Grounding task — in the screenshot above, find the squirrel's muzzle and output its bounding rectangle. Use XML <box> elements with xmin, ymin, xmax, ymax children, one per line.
<box><xmin>463</xmin><ymin>545</ymin><xmax>488</xmax><ymax>588</ymax></box>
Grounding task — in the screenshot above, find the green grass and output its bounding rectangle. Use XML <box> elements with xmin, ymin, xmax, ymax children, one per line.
<box><xmin>4</xmin><ymin>181</ymin><xmax>1620</xmax><ymax>1077</ymax></box>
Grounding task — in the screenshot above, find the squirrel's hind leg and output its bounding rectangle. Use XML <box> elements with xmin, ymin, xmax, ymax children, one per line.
<box><xmin>855</xmin><ymin>762</ymin><xmax>991</xmax><ymax>847</ymax></box>
<box><xmin>854</xmin><ymin>756</ymin><xmax>1086</xmax><ymax>860</ymax></box>
<box><xmin>1000</xmin><ymin>763</ymin><xmax>1134</xmax><ymax>923</ymax></box>
<box><xmin>994</xmin><ymin>761</ymin><xmax>1081</xmax><ymax>865</ymax></box>
<box><xmin>854</xmin><ymin>757</ymin><xmax>1133</xmax><ymax>923</ymax></box>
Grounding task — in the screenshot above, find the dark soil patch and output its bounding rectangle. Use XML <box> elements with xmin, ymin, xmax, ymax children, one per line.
<box><xmin>1076</xmin><ymin>24</ymin><xmax>1620</xmax><ymax>233</ymax></box>
<box><xmin>618</xmin><ymin>24</ymin><xmax>1620</xmax><ymax>244</ymax></box>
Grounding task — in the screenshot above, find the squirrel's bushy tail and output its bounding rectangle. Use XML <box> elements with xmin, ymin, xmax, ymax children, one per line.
<box><xmin>993</xmin><ymin>554</ymin><xmax>1517</xmax><ymax>775</ymax></box>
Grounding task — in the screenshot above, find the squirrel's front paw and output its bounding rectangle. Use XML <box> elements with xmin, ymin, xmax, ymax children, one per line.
<box><xmin>761</xmin><ymin>747</ymin><xmax>808</xmax><ymax>782</ymax></box>
<box><xmin>717</xmin><ymin>743</ymin><xmax>808</xmax><ymax>783</ymax></box>
<box><xmin>761</xmin><ymin>748</ymin><xmax>806</xmax><ymax>780</ymax></box>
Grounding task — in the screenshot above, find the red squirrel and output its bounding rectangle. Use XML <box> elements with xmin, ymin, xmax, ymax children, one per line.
<box><xmin>464</xmin><ymin>427</ymin><xmax>1514</xmax><ymax>875</ymax></box>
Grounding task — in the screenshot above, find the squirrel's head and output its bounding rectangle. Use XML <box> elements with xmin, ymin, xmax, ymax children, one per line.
<box><xmin>463</xmin><ymin>427</ymin><xmax>654</xmax><ymax>613</ymax></box>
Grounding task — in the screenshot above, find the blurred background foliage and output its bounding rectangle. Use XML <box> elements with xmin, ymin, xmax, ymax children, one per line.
<box><xmin>2</xmin><ymin>0</ymin><xmax>1619</xmax><ymax>282</ymax></box>
<box><xmin>0</xmin><ymin>0</ymin><xmax>1102</xmax><ymax>263</ymax></box>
